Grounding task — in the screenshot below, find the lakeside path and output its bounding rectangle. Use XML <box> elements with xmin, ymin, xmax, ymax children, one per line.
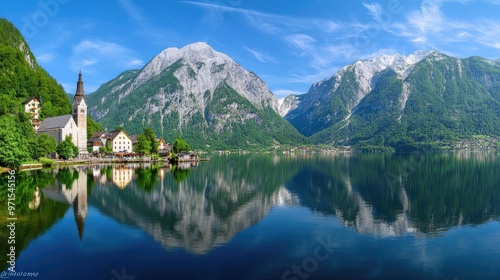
<box><xmin>1</xmin><ymin>158</ymin><xmax>171</xmax><ymax>173</ymax></box>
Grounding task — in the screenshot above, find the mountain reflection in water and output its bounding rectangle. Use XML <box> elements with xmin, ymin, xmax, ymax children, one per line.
<box><xmin>5</xmin><ymin>153</ymin><xmax>500</xmax><ymax>257</ymax></box>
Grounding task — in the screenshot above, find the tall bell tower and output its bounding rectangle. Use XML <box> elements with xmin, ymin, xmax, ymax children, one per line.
<box><xmin>72</xmin><ymin>70</ymin><xmax>88</xmax><ymax>156</ymax></box>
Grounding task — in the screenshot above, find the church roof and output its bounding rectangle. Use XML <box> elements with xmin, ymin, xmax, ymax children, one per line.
<box><xmin>38</xmin><ymin>115</ymin><xmax>75</xmax><ymax>131</ymax></box>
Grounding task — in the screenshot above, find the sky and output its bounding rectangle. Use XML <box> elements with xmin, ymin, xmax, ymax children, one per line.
<box><xmin>2</xmin><ymin>0</ymin><xmax>500</xmax><ymax>97</ymax></box>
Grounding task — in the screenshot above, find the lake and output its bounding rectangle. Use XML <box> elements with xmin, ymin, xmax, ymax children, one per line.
<box><xmin>1</xmin><ymin>153</ymin><xmax>499</xmax><ymax>280</ymax></box>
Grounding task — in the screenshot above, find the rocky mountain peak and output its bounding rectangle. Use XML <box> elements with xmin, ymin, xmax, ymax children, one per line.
<box><xmin>118</xmin><ymin>42</ymin><xmax>278</xmax><ymax>111</ymax></box>
<box><xmin>87</xmin><ymin>42</ymin><xmax>304</xmax><ymax>148</ymax></box>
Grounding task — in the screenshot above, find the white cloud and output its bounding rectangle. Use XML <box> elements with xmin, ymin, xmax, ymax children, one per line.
<box><xmin>128</xmin><ymin>59</ymin><xmax>145</xmax><ymax>67</ymax></box>
<box><xmin>390</xmin><ymin>0</ymin><xmax>500</xmax><ymax>55</ymax></box>
<box><xmin>244</xmin><ymin>46</ymin><xmax>277</xmax><ymax>63</ymax></box>
<box><xmin>36</xmin><ymin>53</ymin><xmax>55</xmax><ymax>63</ymax></box>
<box><xmin>285</xmin><ymin>34</ymin><xmax>316</xmax><ymax>51</ymax></box>
<box><xmin>408</xmin><ymin>1</ymin><xmax>444</xmax><ymax>34</ymax></box>
<box><xmin>70</xmin><ymin>40</ymin><xmax>143</xmax><ymax>72</ymax></box>
<box><xmin>363</xmin><ymin>3</ymin><xmax>383</xmax><ymax>22</ymax></box>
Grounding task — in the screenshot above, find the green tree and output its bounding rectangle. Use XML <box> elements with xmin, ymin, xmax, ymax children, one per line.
<box><xmin>144</xmin><ymin>127</ymin><xmax>158</xmax><ymax>155</ymax></box>
<box><xmin>114</xmin><ymin>125</ymin><xmax>124</xmax><ymax>131</ymax></box>
<box><xmin>35</xmin><ymin>134</ymin><xmax>57</xmax><ymax>159</ymax></box>
<box><xmin>55</xmin><ymin>168</ymin><xmax>79</xmax><ymax>188</ymax></box>
<box><xmin>173</xmin><ymin>137</ymin><xmax>190</xmax><ymax>153</ymax></box>
<box><xmin>0</xmin><ymin>114</ymin><xmax>33</xmax><ymax>168</ymax></box>
<box><xmin>134</xmin><ymin>134</ymin><xmax>151</xmax><ymax>155</ymax></box>
<box><xmin>56</xmin><ymin>135</ymin><xmax>78</xmax><ymax>160</ymax></box>
<box><xmin>172</xmin><ymin>165</ymin><xmax>191</xmax><ymax>183</ymax></box>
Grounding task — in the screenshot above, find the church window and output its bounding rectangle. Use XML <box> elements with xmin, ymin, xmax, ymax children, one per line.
<box><xmin>80</xmin><ymin>109</ymin><xmax>84</xmax><ymax>113</ymax></box>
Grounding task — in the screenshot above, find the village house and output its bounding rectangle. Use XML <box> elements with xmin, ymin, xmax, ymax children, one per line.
<box><xmin>88</xmin><ymin>130</ymin><xmax>133</xmax><ymax>153</ymax></box>
<box><xmin>36</xmin><ymin>71</ymin><xmax>88</xmax><ymax>157</ymax></box>
<box><xmin>157</xmin><ymin>138</ymin><xmax>167</xmax><ymax>150</ymax></box>
<box><xmin>87</xmin><ymin>131</ymin><xmax>107</xmax><ymax>153</ymax></box>
<box><xmin>22</xmin><ymin>96</ymin><xmax>41</xmax><ymax>130</ymax></box>
<box><xmin>108</xmin><ymin>130</ymin><xmax>133</xmax><ymax>153</ymax></box>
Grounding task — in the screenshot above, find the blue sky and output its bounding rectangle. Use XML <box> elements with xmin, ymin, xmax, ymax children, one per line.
<box><xmin>2</xmin><ymin>0</ymin><xmax>500</xmax><ymax>97</ymax></box>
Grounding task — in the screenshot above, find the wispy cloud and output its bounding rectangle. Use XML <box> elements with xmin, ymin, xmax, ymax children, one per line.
<box><xmin>36</xmin><ymin>53</ymin><xmax>55</xmax><ymax>63</ymax></box>
<box><xmin>70</xmin><ymin>40</ymin><xmax>144</xmax><ymax>72</ymax></box>
<box><xmin>285</xmin><ymin>34</ymin><xmax>316</xmax><ymax>52</ymax></box>
<box><xmin>391</xmin><ymin>0</ymin><xmax>500</xmax><ymax>53</ymax></box>
<box><xmin>363</xmin><ymin>3</ymin><xmax>384</xmax><ymax>23</ymax></box>
<box><xmin>118</xmin><ymin>0</ymin><xmax>175</xmax><ymax>45</ymax></box>
<box><xmin>184</xmin><ymin>1</ymin><xmax>341</xmax><ymax>35</ymax></box>
<box><xmin>244</xmin><ymin>46</ymin><xmax>277</xmax><ymax>63</ymax></box>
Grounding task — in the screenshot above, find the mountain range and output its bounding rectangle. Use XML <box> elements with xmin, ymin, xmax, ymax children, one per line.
<box><xmin>286</xmin><ymin>50</ymin><xmax>500</xmax><ymax>150</ymax></box>
<box><xmin>86</xmin><ymin>42</ymin><xmax>306</xmax><ymax>149</ymax></box>
<box><xmin>87</xmin><ymin>43</ymin><xmax>500</xmax><ymax>150</ymax></box>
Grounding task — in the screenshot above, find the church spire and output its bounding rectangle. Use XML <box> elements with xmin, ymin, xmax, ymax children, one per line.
<box><xmin>75</xmin><ymin>70</ymin><xmax>85</xmax><ymax>97</ymax></box>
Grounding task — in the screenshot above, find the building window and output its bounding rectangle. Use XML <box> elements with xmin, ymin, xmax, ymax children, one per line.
<box><xmin>80</xmin><ymin>109</ymin><xmax>84</xmax><ymax>113</ymax></box>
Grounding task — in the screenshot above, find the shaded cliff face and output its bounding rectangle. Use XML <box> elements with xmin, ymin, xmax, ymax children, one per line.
<box><xmin>285</xmin><ymin>51</ymin><xmax>500</xmax><ymax>150</ymax></box>
<box><xmin>86</xmin><ymin>42</ymin><xmax>305</xmax><ymax>149</ymax></box>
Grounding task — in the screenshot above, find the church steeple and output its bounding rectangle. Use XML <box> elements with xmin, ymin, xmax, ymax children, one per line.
<box><xmin>72</xmin><ymin>71</ymin><xmax>88</xmax><ymax>156</ymax></box>
<box><xmin>75</xmin><ymin>69</ymin><xmax>85</xmax><ymax>97</ymax></box>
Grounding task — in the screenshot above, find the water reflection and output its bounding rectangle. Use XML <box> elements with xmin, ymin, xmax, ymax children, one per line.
<box><xmin>43</xmin><ymin>167</ymin><xmax>88</xmax><ymax>240</ymax></box>
<box><xmin>86</xmin><ymin>157</ymin><xmax>297</xmax><ymax>254</ymax></box>
<box><xmin>5</xmin><ymin>153</ymin><xmax>500</xmax><ymax>258</ymax></box>
<box><xmin>285</xmin><ymin>153</ymin><xmax>500</xmax><ymax>236</ymax></box>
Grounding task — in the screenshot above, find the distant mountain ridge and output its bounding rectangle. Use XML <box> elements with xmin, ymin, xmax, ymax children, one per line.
<box><xmin>87</xmin><ymin>42</ymin><xmax>305</xmax><ymax>148</ymax></box>
<box><xmin>285</xmin><ymin>50</ymin><xmax>500</xmax><ymax>150</ymax></box>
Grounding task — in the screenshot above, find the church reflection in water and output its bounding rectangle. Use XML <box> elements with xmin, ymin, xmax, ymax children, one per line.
<box><xmin>39</xmin><ymin>153</ymin><xmax>500</xmax><ymax>254</ymax></box>
<box><xmin>42</xmin><ymin>167</ymin><xmax>88</xmax><ymax>240</ymax></box>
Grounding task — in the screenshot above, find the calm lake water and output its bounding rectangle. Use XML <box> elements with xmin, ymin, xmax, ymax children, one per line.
<box><xmin>1</xmin><ymin>153</ymin><xmax>500</xmax><ymax>280</ymax></box>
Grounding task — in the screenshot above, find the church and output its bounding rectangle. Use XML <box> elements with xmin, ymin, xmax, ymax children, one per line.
<box><xmin>36</xmin><ymin>71</ymin><xmax>88</xmax><ymax>157</ymax></box>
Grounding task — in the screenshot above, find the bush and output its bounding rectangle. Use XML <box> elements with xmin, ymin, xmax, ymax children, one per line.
<box><xmin>39</xmin><ymin>157</ymin><xmax>54</xmax><ymax>167</ymax></box>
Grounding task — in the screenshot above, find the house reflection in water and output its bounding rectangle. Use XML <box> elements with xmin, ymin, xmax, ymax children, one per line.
<box><xmin>28</xmin><ymin>187</ymin><xmax>41</xmax><ymax>210</ymax></box>
<box><xmin>92</xmin><ymin>166</ymin><xmax>108</xmax><ymax>185</ymax></box>
<box><xmin>89</xmin><ymin>165</ymin><xmax>134</xmax><ymax>189</ymax></box>
<box><xmin>42</xmin><ymin>168</ymin><xmax>87</xmax><ymax>240</ymax></box>
<box><xmin>112</xmin><ymin>165</ymin><xmax>134</xmax><ymax>189</ymax></box>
